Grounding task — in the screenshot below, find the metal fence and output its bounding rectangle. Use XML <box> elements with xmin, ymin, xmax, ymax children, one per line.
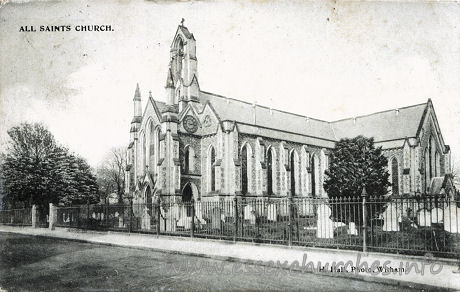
<box><xmin>54</xmin><ymin>204</ymin><xmax>158</xmax><ymax>234</ymax></box>
<box><xmin>0</xmin><ymin>208</ymin><xmax>32</xmax><ymax>226</ymax></box>
<box><xmin>2</xmin><ymin>195</ymin><xmax>459</xmax><ymax>258</ymax></box>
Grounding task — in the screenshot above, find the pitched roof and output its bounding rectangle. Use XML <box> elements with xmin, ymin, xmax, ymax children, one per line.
<box><xmin>331</xmin><ymin>102</ymin><xmax>427</xmax><ymax>142</ymax></box>
<box><xmin>154</xmin><ymin>99</ymin><xmax>177</xmax><ymax>114</ymax></box>
<box><xmin>179</xmin><ymin>25</ymin><xmax>194</xmax><ymax>39</ymax></box>
<box><xmin>198</xmin><ymin>91</ymin><xmax>429</xmax><ymax>145</ymax></box>
<box><xmin>200</xmin><ymin>91</ymin><xmax>336</xmax><ymax>141</ymax></box>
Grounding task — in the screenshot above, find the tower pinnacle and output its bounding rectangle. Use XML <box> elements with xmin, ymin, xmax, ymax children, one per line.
<box><xmin>134</xmin><ymin>83</ymin><xmax>141</xmax><ymax>101</ymax></box>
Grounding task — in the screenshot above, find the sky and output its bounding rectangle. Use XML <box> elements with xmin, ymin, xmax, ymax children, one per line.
<box><xmin>0</xmin><ymin>0</ymin><xmax>459</xmax><ymax>171</ymax></box>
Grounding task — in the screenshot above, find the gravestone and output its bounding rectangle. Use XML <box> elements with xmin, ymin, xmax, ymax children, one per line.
<box><xmin>279</xmin><ymin>201</ymin><xmax>289</xmax><ymax>217</ymax></box>
<box><xmin>31</xmin><ymin>205</ymin><xmax>37</xmax><ymax>228</ymax></box>
<box><xmin>316</xmin><ymin>203</ymin><xmax>334</xmax><ymax>238</ymax></box>
<box><xmin>160</xmin><ymin>205</ymin><xmax>179</xmax><ymax>232</ymax></box>
<box><xmin>210</xmin><ymin>207</ymin><xmax>222</xmax><ymax>230</ymax></box>
<box><xmin>267</xmin><ymin>204</ymin><xmax>277</xmax><ymax>222</ymax></box>
<box><xmin>243</xmin><ymin>205</ymin><xmax>256</xmax><ymax>225</ymax></box>
<box><xmin>443</xmin><ymin>204</ymin><xmax>460</xmax><ymax>233</ymax></box>
<box><xmin>416</xmin><ymin>209</ymin><xmax>431</xmax><ymax>227</ymax></box>
<box><xmin>177</xmin><ymin>216</ymin><xmax>192</xmax><ymax>229</ymax></box>
<box><xmin>118</xmin><ymin>216</ymin><xmax>124</xmax><ymax>228</ymax></box>
<box><xmin>194</xmin><ymin>201</ymin><xmax>206</xmax><ymax>225</ymax></box>
<box><xmin>141</xmin><ymin>208</ymin><xmax>151</xmax><ymax>230</ymax></box>
<box><xmin>382</xmin><ymin>203</ymin><xmax>400</xmax><ymax>231</ymax></box>
<box><xmin>298</xmin><ymin>200</ymin><xmax>314</xmax><ymax>217</ymax></box>
<box><xmin>431</xmin><ymin>208</ymin><xmax>443</xmax><ymax>224</ymax></box>
<box><xmin>348</xmin><ymin>222</ymin><xmax>358</xmax><ymax>235</ymax></box>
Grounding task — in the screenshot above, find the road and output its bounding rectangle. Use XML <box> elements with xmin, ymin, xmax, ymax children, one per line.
<box><xmin>0</xmin><ymin>233</ymin><xmax>418</xmax><ymax>291</ymax></box>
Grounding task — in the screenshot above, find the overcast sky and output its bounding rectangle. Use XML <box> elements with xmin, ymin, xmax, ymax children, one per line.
<box><xmin>1</xmin><ymin>0</ymin><xmax>459</xmax><ymax>170</ymax></box>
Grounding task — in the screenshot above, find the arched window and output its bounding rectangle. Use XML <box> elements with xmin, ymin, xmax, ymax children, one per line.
<box><xmin>290</xmin><ymin>151</ymin><xmax>296</xmax><ymax>196</ymax></box>
<box><xmin>175</xmin><ymin>38</ymin><xmax>184</xmax><ymax>80</ymax></box>
<box><xmin>267</xmin><ymin>147</ymin><xmax>273</xmax><ymax>196</ymax></box>
<box><xmin>208</xmin><ymin>146</ymin><xmax>216</xmax><ymax>192</ymax></box>
<box><xmin>155</xmin><ymin>128</ymin><xmax>161</xmax><ymax>173</ymax></box>
<box><xmin>311</xmin><ymin>155</ymin><xmax>316</xmax><ymax>197</ymax></box>
<box><xmin>435</xmin><ymin>151</ymin><xmax>440</xmax><ymax>177</ymax></box>
<box><xmin>145</xmin><ymin>186</ymin><xmax>152</xmax><ymax>207</ymax></box>
<box><xmin>184</xmin><ymin>146</ymin><xmax>190</xmax><ymax>173</ymax></box>
<box><xmin>141</xmin><ymin>132</ymin><xmax>146</xmax><ymax>172</ymax></box>
<box><xmin>391</xmin><ymin>158</ymin><xmax>399</xmax><ymax>195</ymax></box>
<box><xmin>241</xmin><ymin>145</ymin><xmax>249</xmax><ymax>195</ymax></box>
<box><xmin>429</xmin><ymin>136</ymin><xmax>434</xmax><ymax>179</ymax></box>
<box><xmin>311</xmin><ymin>154</ymin><xmax>320</xmax><ymax>197</ymax></box>
<box><xmin>149</xmin><ymin>122</ymin><xmax>155</xmax><ymax>171</ymax></box>
<box><xmin>424</xmin><ymin>148</ymin><xmax>430</xmax><ymax>192</ymax></box>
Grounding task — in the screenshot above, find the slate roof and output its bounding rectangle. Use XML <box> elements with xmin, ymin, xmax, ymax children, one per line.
<box><xmin>153</xmin><ymin>99</ymin><xmax>178</xmax><ymax>114</ymax></box>
<box><xmin>200</xmin><ymin>91</ymin><xmax>337</xmax><ymax>141</ymax></box>
<box><xmin>200</xmin><ymin>90</ymin><xmax>429</xmax><ymax>144</ymax></box>
<box><xmin>331</xmin><ymin>103</ymin><xmax>427</xmax><ymax>142</ymax></box>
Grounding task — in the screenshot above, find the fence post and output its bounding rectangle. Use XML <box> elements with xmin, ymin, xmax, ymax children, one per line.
<box><xmin>233</xmin><ymin>196</ymin><xmax>238</xmax><ymax>242</ymax></box>
<box><xmin>156</xmin><ymin>197</ymin><xmax>161</xmax><ymax>236</ymax></box>
<box><xmin>288</xmin><ymin>197</ymin><xmax>293</xmax><ymax>247</ymax></box>
<box><xmin>49</xmin><ymin>203</ymin><xmax>56</xmax><ymax>230</ymax></box>
<box><xmin>31</xmin><ymin>205</ymin><xmax>37</xmax><ymax>228</ymax></box>
<box><xmin>362</xmin><ymin>187</ymin><xmax>368</xmax><ymax>253</ymax></box>
<box><xmin>191</xmin><ymin>199</ymin><xmax>195</xmax><ymax>238</ymax></box>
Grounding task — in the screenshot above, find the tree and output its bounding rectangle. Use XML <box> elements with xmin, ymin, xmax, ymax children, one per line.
<box><xmin>96</xmin><ymin>147</ymin><xmax>126</xmax><ymax>204</ymax></box>
<box><xmin>324</xmin><ymin>136</ymin><xmax>391</xmax><ymax>224</ymax></box>
<box><xmin>0</xmin><ymin>123</ymin><xmax>98</xmax><ymax>212</ymax></box>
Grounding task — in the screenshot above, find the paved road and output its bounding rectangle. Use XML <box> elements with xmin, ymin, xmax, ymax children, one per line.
<box><xmin>0</xmin><ymin>233</ymin><xmax>417</xmax><ymax>291</ymax></box>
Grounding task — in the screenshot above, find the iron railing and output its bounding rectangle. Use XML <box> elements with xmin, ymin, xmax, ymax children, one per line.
<box><xmin>0</xmin><ymin>208</ymin><xmax>32</xmax><ymax>226</ymax></box>
<box><xmin>2</xmin><ymin>195</ymin><xmax>459</xmax><ymax>258</ymax></box>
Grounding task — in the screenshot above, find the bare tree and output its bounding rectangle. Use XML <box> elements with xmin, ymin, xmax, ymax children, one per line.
<box><xmin>96</xmin><ymin>147</ymin><xmax>126</xmax><ymax>204</ymax></box>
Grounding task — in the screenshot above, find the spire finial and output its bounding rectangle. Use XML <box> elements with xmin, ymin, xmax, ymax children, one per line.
<box><xmin>134</xmin><ymin>83</ymin><xmax>141</xmax><ymax>100</ymax></box>
<box><xmin>149</xmin><ymin>91</ymin><xmax>152</xmax><ymax>98</ymax></box>
<box><xmin>180</xmin><ymin>18</ymin><xmax>185</xmax><ymax>26</ymax></box>
<box><xmin>166</xmin><ymin>68</ymin><xmax>175</xmax><ymax>88</ymax></box>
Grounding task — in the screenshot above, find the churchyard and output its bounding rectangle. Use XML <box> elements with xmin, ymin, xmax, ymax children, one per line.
<box><xmin>2</xmin><ymin>195</ymin><xmax>459</xmax><ymax>259</ymax></box>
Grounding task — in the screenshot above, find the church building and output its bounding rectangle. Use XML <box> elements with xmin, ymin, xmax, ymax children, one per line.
<box><xmin>124</xmin><ymin>23</ymin><xmax>453</xmax><ymax>206</ymax></box>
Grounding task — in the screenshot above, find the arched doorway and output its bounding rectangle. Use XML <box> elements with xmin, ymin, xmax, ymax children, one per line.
<box><xmin>182</xmin><ymin>183</ymin><xmax>198</xmax><ymax>217</ymax></box>
<box><xmin>182</xmin><ymin>183</ymin><xmax>193</xmax><ymax>202</ymax></box>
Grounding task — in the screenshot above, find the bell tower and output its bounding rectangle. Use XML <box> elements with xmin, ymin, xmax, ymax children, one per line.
<box><xmin>166</xmin><ymin>19</ymin><xmax>200</xmax><ymax>111</ymax></box>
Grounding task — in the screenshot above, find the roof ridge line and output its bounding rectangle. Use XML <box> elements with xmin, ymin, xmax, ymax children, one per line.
<box><xmin>330</xmin><ymin>101</ymin><xmax>428</xmax><ymax>123</ymax></box>
<box><xmin>199</xmin><ymin>90</ymin><xmax>329</xmax><ymax>123</ymax></box>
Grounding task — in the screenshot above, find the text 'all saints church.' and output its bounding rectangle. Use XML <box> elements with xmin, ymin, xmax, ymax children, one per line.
<box><xmin>124</xmin><ymin>22</ymin><xmax>453</xmax><ymax>207</ymax></box>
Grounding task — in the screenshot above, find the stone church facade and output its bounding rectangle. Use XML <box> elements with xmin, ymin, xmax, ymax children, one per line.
<box><xmin>124</xmin><ymin>23</ymin><xmax>452</xmax><ymax>205</ymax></box>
